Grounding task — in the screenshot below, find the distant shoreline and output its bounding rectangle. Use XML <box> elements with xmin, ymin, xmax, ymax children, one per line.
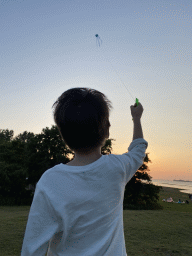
<box><xmin>173</xmin><ymin>180</ymin><xmax>192</xmax><ymax>182</ymax></box>
<box><xmin>150</xmin><ymin>180</ymin><xmax>192</xmax><ymax>194</ymax></box>
<box><xmin>156</xmin><ymin>185</ymin><xmax>192</xmax><ymax>196</ymax></box>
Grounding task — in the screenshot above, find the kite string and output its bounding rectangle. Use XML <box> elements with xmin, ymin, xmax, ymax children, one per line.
<box><xmin>106</xmin><ymin>57</ymin><xmax>135</xmax><ymax>102</ymax></box>
<box><xmin>95</xmin><ymin>34</ymin><xmax>135</xmax><ymax>102</ymax></box>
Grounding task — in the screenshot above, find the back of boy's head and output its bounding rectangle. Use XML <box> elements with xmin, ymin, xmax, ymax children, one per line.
<box><xmin>52</xmin><ymin>87</ymin><xmax>113</xmax><ymax>153</ymax></box>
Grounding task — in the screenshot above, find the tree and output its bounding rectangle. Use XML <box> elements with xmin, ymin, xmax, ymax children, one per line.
<box><xmin>0</xmin><ymin>131</ymin><xmax>31</xmax><ymax>205</ymax></box>
<box><xmin>0</xmin><ymin>126</ymin><xmax>116</xmax><ymax>206</ymax></box>
<box><xmin>123</xmin><ymin>152</ymin><xmax>163</xmax><ymax>210</ymax></box>
<box><xmin>0</xmin><ymin>129</ymin><xmax>14</xmax><ymax>143</ymax></box>
<box><xmin>0</xmin><ymin>127</ymin><xmax>163</xmax><ymax>210</ymax></box>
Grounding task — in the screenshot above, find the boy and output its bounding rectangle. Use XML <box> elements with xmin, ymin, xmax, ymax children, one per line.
<box><xmin>21</xmin><ymin>87</ymin><xmax>148</xmax><ymax>255</ymax></box>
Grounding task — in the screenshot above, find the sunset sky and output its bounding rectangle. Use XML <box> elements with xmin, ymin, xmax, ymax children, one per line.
<box><xmin>1</xmin><ymin>0</ymin><xmax>191</xmax><ymax>181</ymax></box>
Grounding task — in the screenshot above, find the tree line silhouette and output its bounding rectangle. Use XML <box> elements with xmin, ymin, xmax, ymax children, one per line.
<box><xmin>0</xmin><ymin>126</ymin><xmax>163</xmax><ymax>210</ymax></box>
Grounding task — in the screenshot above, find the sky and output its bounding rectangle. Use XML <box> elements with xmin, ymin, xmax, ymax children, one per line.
<box><xmin>1</xmin><ymin>0</ymin><xmax>191</xmax><ymax>181</ymax></box>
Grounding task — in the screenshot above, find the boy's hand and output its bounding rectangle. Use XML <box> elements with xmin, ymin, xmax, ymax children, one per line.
<box><xmin>130</xmin><ymin>102</ymin><xmax>144</xmax><ymax>120</ymax></box>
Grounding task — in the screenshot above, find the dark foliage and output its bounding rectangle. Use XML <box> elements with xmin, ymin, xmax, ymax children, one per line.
<box><xmin>0</xmin><ymin>128</ymin><xmax>163</xmax><ymax>210</ymax></box>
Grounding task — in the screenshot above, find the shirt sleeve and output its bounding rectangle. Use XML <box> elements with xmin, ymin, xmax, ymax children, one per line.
<box><xmin>21</xmin><ymin>182</ymin><xmax>62</xmax><ymax>256</ymax></box>
<box><xmin>123</xmin><ymin>138</ymin><xmax>148</xmax><ymax>184</ymax></box>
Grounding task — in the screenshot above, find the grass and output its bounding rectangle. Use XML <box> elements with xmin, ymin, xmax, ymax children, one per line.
<box><xmin>0</xmin><ymin>186</ymin><xmax>192</xmax><ymax>256</ymax></box>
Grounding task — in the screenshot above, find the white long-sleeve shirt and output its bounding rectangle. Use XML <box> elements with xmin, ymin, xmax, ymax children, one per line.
<box><xmin>21</xmin><ymin>138</ymin><xmax>148</xmax><ymax>256</ymax></box>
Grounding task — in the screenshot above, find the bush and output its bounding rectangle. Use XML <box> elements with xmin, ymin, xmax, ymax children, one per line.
<box><xmin>0</xmin><ymin>192</ymin><xmax>33</xmax><ymax>206</ymax></box>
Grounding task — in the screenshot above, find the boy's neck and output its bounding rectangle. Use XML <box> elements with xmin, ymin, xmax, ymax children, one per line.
<box><xmin>67</xmin><ymin>148</ymin><xmax>102</xmax><ymax>166</ymax></box>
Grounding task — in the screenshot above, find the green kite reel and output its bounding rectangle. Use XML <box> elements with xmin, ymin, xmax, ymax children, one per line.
<box><xmin>132</xmin><ymin>98</ymin><xmax>139</xmax><ymax>121</ymax></box>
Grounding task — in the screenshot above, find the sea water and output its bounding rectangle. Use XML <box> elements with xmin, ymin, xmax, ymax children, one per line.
<box><xmin>144</xmin><ymin>179</ymin><xmax>192</xmax><ymax>194</ymax></box>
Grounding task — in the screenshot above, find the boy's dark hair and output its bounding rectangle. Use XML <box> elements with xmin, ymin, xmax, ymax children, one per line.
<box><xmin>52</xmin><ymin>87</ymin><xmax>113</xmax><ymax>153</ymax></box>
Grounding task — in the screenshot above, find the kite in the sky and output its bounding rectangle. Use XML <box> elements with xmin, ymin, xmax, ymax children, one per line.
<box><xmin>95</xmin><ymin>34</ymin><xmax>102</xmax><ymax>47</ymax></box>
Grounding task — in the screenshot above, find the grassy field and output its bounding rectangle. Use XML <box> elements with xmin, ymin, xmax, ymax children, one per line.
<box><xmin>0</xmin><ymin>186</ymin><xmax>192</xmax><ymax>256</ymax></box>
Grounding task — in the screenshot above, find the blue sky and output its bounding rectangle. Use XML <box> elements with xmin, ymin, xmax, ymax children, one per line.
<box><xmin>1</xmin><ymin>0</ymin><xmax>191</xmax><ymax>180</ymax></box>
